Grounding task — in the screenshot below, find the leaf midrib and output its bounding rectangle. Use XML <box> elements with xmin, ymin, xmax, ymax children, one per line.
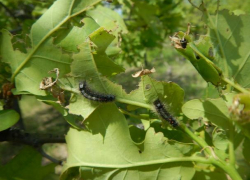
<box><xmin>65</xmin><ymin>153</ymin><xmax>209</xmax><ymax>169</ymax></box>
<box><xmin>11</xmin><ymin>0</ymin><xmax>101</xmax><ymax>82</ymax></box>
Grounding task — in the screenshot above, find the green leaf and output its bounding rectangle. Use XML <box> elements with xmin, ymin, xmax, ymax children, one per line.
<box><xmin>87</xmin><ymin>5</ymin><xmax>128</xmax><ymax>56</ymax></box>
<box><xmin>0</xmin><ymin>110</ymin><xmax>19</xmax><ymax>131</ymax></box>
<box><xmin>90</xmin><ymin>27</ymin><xmax>116</xmax><ymax>52</ymax></box>
<box><xmin>182</xmin><ymin>98</ymin><xmax>230</xmax><ymax>130</ymax></box>
<box><xmin>129</xmin><ymin>125</ymin><xmax>146</xmax><ymax>143</ymax></box>
<box><xmin>142</xmin><ymin>75</ymin><xmax>184</xmax><ymax>116</ymax></box>
<box><xmin>68</xmin><ymin>41</ymin><xmax>146</xmax><ymax>118</ymax></box>
<box><xmin>212</xmin><ymin>130</ymin><xmax>228</xmax><ymax>151</ymax></box>
<box><xmin>150</xmin><ymin>120</ymin><xmax>194</xmax><ymax>143</ymax></box>
<box><xmin>174</xmin><ymin>34</ymin><xmax>223</xmax><ymax>86</ymax></box>
<box><xmin>0</xmin><ymin>146</ymin><xmax>55</xmax><ymax>180</ymax></box>
<box><xmin>62</xmin><ymin>103</ymin><xmax>197</xmax><ymax>180</ymax></box>
<box><xmin>89</xmin><ymin>27</ymin><xmax>125</xmax><ymax>76</ymax></box>
<box><xmin>58</xmin><ymin>17</ymin><xmax>100</xmax><ymax>52</ymax></box>
<box><xmin>0</xmin><ymin>0</ymin><xmax>102</xmax><ymax>95</ymax></box>
<box><xmin>208</xmin><ymin>10</ymin><xmax>250</xmax><ymax>87</ymax></box>
<box><xmin>87</xmin><ymin>5</ymin><xmax>128</xmax><ymax>34</ymax></box>
<box><xmin>38</xmin><ymin>96</ymin><xmax>85</xmax><ymax>130</ymax></box>
<box><xmin>193</xmin><ymin>169</ymin><xmax>228</xmax><ymax>180</ymax></box>
<box><xmin>243</xmin><ymin>138</ymin><xmax>250</xmax><ymax>163</ymax></box>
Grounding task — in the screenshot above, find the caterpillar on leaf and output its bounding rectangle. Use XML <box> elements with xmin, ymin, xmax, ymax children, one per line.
<box><xmin>79</xmin><ymin>81</ymin><xmax>115</xmax><ymax>102</ymax></box>
<box><xmin>153</xmin><ymin>99</ymin><xmax>178</xmax><ymax>127</ymax></box>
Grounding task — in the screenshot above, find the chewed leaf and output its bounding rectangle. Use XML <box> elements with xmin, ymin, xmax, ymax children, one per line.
<box><xmin>142</xmin><ymin>76</ymin><xmax>184</xmax><ymax>116</ymax></box>
<box><xmin>209</xmin><ymin>10</ymin><xmax>250</xmax><ymax>88</ymax></box>
<box><xmin>132</xmin><ymin>67</ymin><xmax>156</xmax><ymax>78</ymax></box>
<box><xmin>1</xmin><ymin>31</ymin><xmax>72</xmax><ymax>96</ymax></box>
<box><xmin>62</xmin><ymin>104</ymin><xmax>197</xmax><ymax>180</ymax></box>
<box><xmin>87</xmin><ymin>6</ymin><xmax>128</xmax><ymax>34</ymax></box>
<box><xmin>1</xmin><ymin>0</ymin><xmax>103</xmax><ymax>95</ymax></box>
<box><xmin>58</xmin><ymin>17</ymin><xmax>100</xmax><ymax>52</ymax></box>
<box><xmin>87</xmin><ymin>5</ymin><xmax>128</xmax><ymax>56</ymax></box>
<box><xmin>182</xmin><ymin>99</ymin><xmax>230</xmax><ymax>130</ymax></box>
<box><xmin>170</xmin><ymin>28</ymin><xmax>224</xmax><ymax>86</ymax></box>
<box><xmin>68</xmin><ymin>41</ymin><xmax>146</xmax><ymax>118</ymax></box>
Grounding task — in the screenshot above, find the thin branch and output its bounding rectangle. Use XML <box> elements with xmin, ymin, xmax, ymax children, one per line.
<box><xmin>37</xmin><ymin>147</ymin><xmax>63</xmax><ymax>165</ymax></box>
<box><xmin>179</xmin><ymin>123</ymin><xmax>212</xmax><ymax>156</ymax></box>
<box><xmin>0</xmin><ymin>128</ymin><xmax>66</xmax><ymax>147</ymax></box>
<box><xmin>0</xmin><ymin>128</ymin><xmax>66</xmax><ymax>165</ymax></box>
<box><xmin>119</xmin><ymin>108</ymin><xmax>150</xmax><ymax>120</ymax></box>
<box><xmin>222</xmin><ymin>77</ymin><xmax>249</xmax><ymax>94</ymax></box>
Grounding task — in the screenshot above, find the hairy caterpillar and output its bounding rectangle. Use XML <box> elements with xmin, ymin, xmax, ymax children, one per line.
<box><xmin>79</xmin><ymin>81</ymin><xmax>115</xmax><ymax>102</ymax></box>
<box><xmin>153</xmin><ymin>99</ymin><xmax>178</xmax><ymax>127</ymax></box>
<box><xmin>180</xmin><ymin>38</ymin><xmax>187</xmax><ymax>48</ymax></box>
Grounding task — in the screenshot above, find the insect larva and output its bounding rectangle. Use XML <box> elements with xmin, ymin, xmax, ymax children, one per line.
<box><xmin>153</xmin><ymin>99</ymin><xmax>178</xmax><ymax>127</ymax></box>
<box><xmin>79</xmin><ymin>81</ymin><xmax>115</xmax><ymax>102</ymax></box>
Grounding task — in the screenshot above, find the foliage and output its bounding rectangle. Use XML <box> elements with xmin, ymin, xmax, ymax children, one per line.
<box><xmin>0</xmin><ymin>0</ymin><xmax>250</xmax><ymax>180</ymax></box>
<box><xmin>0</xmin><ymin>146</ymin><xmax>56</xmax><ymax>180</ymax></box>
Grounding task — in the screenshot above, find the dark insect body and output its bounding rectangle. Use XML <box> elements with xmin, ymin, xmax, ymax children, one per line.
<box><xmin>79</xmin><ymin>81</ymin><xmax>115</xmax><ymax>102</ymax></box>
<box><xmin>180</xmin><ymin>38</ymin><xmax>187</xmax><ymax>48</ymax></box>
<box><xmin>196</xmin><ymin>55</ymin><xmax>200</xmax><ymax>59</ymax></box>
<box><xmin>153</xmin><ymin>99</ymin><xmax>178</xmax><ymax>127</ymax></box>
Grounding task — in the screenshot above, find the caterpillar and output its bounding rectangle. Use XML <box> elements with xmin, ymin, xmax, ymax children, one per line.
<box><xmin>79</xmin><ymin>81</ymin><xmax>115</xmax><ymax>102</ymax></box>
<box><xmin>153</xmin><ymin>99</ymin><xmax>178</xmax><ymax>127</ymax></box>
<box><xmin>180</xmin><ymin>38</ymin><xmax>187</xmax><ymax>48</ymax></box>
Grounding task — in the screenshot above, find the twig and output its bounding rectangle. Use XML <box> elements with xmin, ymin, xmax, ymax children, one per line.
<box><xmin>37</xmin><ymin>147</ymin><xmax>63</xmax><ymax>165</ymax></box>
<box><xmin>0</xmin><ymin>128</ymin><xmax>66</xmax><ymax>165</ymax></box>
<box><xmin>0</xmin><ymin>128</ymin><xmax>66</xmax><ymax>147</ymax></box>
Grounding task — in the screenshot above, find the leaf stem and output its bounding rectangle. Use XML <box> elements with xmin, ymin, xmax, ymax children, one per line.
<box><xmin>179</xmin><ymin>123</ymin><xmax>212</xmax><ymax>156</ymax></box>
<box><xmin>59</xmin><ymin>84</ymin><xmax>153</xmax><ymax>110</ymax></box>
<box><xmin>211</xmin><ymin>159</ymin><xmax>242</xmax><ymax>180</ymax></box>
<box><xmin>180</xmin><ymin>123</ymin><xmax>242</xmax><ymax>179</ymax></box>
<box><xmin>69</xmin><ymin>156</ymin><xmax>211</xmax><ymax>168</ymax></box>
<box><xmin>116</xmin><ymin>97</ymin><xmax>152</xmax><ymax>110</ymax></box>
<box><xmin>189</xmin><ymin>42</ymin><xmax>249</xmax><ymax>94</ymax></box>
<box><xmin>228</xmin><ymin>121</ymin><xmax>236</xmax><ymax>166</ymax></box>
<box><xmin>118</xmin><ymin>108</ymin><xmax>150</xmax><ymax>120</ymax></box>
<box><xmin>222</xmin><ymin>77</ymin><xmax>249</xmax><ymax>94</ymax></box>
<box><xmin>10</xmin><ymin>0</ymin><xmax>102</xmax><ymax>82</ymax></box>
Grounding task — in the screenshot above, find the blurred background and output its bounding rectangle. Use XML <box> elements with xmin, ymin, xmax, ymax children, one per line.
<box><xmin>0</xmin><ymin>0</ymin><xmax>249</xmax><ymax>178</ymax></box>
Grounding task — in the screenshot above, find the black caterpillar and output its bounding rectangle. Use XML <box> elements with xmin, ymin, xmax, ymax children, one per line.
<box><xmin>79</xmin><ymin>81</ymin><xmax>115</xmax><ymax>102</ymax></box>
<box><xmin>180</xmin><ymin>38</ymin><xmax>187</xmax><ymax>49</ymax></box>
<box><xmin>153</xmin><ymin>99</ymin><xmax>178</xmax><ymax>127</ymax></box>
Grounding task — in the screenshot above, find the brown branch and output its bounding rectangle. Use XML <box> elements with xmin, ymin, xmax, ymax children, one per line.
<box><xmin>0</xmin><ymin>128</ymin><xmax>66</xmax><ymax>146</ymax></box>
<box><xmin>0</xmin><ymin>128</ymin><xmax>66</xmax><ymax>165</ymax></box>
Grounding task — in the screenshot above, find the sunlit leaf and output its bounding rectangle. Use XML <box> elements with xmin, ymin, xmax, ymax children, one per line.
<box><xmin>0</xmin><ymin>110</ymin><xmax>19</xmax><ymax>131</ymax></box>
<box><xmin>0</xmin><ymin>0</ymin><xmax>102</xmax><ymax>95</ymax></box>
<box><xmin>62</xmin><ymin>103</ymin><xmax>197</xmax><ymax>180</ymax></box>
<box><xmin>182</xmin><ymin>98</ymin><xmax>230</xmax><ymax>130</ymax></box>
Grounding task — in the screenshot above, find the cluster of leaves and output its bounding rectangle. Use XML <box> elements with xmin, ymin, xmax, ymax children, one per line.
<box><xmin>110</xmin><ymin>0</ymin><xmax>184</xmax><ymax>66</ymax></box>
<box><xmin>0</xmin><ymin>0</ymin><xmax>250</xmax><ymax>180</ymax></box>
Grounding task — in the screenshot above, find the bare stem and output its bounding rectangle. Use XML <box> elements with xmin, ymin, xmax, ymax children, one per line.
<box><xmin>222</xmin><ymin>77</ymin><xmax>249</xmax><ymax>94</ymax></box>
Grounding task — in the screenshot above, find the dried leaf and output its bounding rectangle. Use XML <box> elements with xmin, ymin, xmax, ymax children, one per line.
<box><xmin>39</xmin><ymin>68</ymin><xmax>65</xmax><ymax>104</ymax></box>
<box><xmin>132</xmin><ymin>68</ymin><xmax>156</xmax><ymax>78</ymax></box>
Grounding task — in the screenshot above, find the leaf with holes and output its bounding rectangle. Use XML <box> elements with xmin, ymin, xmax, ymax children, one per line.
<box><xmin>0</xmin><ymin>0</ymin><xmax>102</xmax><ymax>95</ymax></box>
<box><xmin>62</xmin><ymin>104</ymin><xmax>198</xmax><ymax>180</ymax></box>
<box><xmin>182</xmin><ymin>98</ymin><xmax>230</xmax><ymax>130</ymax></box>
